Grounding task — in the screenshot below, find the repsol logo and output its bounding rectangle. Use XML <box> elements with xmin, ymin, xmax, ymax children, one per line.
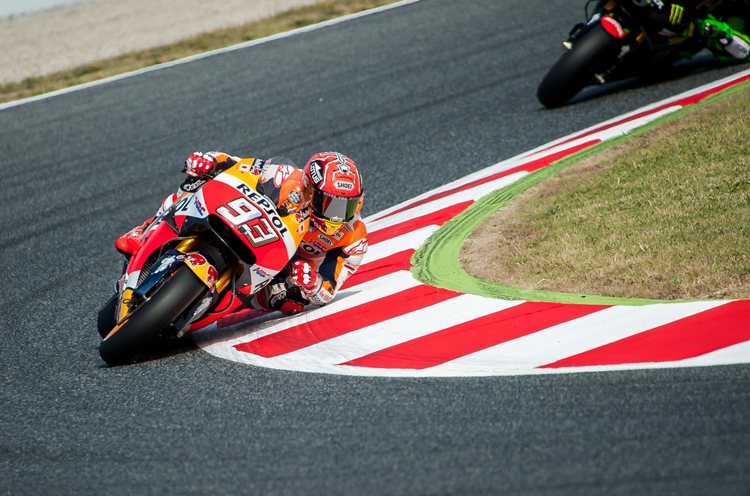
<box><xmin>236</xmin><ymin>183</ymin><xmax>288</xmax><ymax>236</ymax></box>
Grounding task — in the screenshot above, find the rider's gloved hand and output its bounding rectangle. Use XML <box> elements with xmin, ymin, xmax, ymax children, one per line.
<box><xmin>289</xmin><ymin>260</ymin><xmax>322</xmax><ymax>299</ymax></box>
<box><xmin>184</xmin><ymin>152</ymin><xmax>217</xmax><ymax>177</ymax></box>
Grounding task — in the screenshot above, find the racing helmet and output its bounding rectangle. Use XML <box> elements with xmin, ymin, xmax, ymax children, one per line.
<box><xmin>255</xmin><ymin>157</ymin><xmax>312</xmax><ymax>217</ymax></box>
<box><xmin>303</xmin><ymin>152</ymin><xmax>363</xmax><ymax>235</ymax></box>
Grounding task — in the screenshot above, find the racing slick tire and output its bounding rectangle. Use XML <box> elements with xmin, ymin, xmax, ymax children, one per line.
<box><xmin>537</xmin><ymin>22</ymin><xmax>622</xmax><ymax>108</ymax></box>
<box><xmin>99</xmin><ymin>267</ymin><xmax>206</xmax><ymax>366</ymax></box>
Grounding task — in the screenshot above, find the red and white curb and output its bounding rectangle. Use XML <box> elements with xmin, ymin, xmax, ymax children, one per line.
<box><xmin>193</xmin><ymin>69</ymin><xmax>750</xmax><ymax>376</ymax></box>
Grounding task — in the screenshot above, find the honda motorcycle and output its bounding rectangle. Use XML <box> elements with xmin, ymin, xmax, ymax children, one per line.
<box><xmin>97</xmin><ymin>158</ymin><xmax>308</xmax><ymax>365</ymax></box>
<box><xmin>537</xmin><ymin>0</ymin><xmax>720</xmax><ymax>107</ymax></box>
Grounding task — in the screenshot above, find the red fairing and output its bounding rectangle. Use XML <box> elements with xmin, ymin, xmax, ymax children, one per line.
<box><xmin>601</xmin><ymin>16</ymin><xmax>627</xmax><ymax>39</ymax></box>
<box><xmin>127</xmin><ymin>221</ymin><xmax>179</xmax><ymax>273</ymax></box>
<box><xmin>197</xmin><ymin>179</ymin><xmax>293</xmax><ymax>273</ymax></box>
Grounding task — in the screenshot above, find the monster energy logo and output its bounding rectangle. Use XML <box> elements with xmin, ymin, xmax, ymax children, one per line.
<box><xmin>669</xmin><ymin>4</ymin><xmax>684</xmax><ymax>24</ymax></box>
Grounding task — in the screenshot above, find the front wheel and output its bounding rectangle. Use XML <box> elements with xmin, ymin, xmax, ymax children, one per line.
<box><xmin>537</xmin><ymin>22</ymin><xmax>623</xmax><ymax>108</ymax></box>
<box><xmin>97</xmin><ymin>293</ymin><xmax>118</xmax><ymax>339</ymax></box>
<box><xmin>99</xmin><ymin>267</ymin><xmax>206</xmax><ymax>366</ymax></box>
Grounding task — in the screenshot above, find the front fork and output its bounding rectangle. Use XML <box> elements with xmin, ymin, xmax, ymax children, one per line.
<box><xmin>174</xmin><ymin>238</ymin><xmax>235</xmax><ymax>294</ymax></box>
<box><xmin>170</xmin><ymin>238</ymin><xmax>241</xmax><ymax>336</ymax></box>
<box><xmin>113</xmin><ymin>236</ymin><xmax>236</xmax><ymax>326</ymax></box>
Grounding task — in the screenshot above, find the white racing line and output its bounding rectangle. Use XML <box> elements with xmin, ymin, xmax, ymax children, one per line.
<box><xmin>190</xmin><ymin>67</ymin><xmax>750</xmax><ymax>377</ymax></box>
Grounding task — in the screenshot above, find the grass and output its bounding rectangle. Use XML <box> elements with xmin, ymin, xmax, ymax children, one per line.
<box><xmin>0</xmin><ymin>0</ymin><xmax>399</xmax><ymax>104</ymax></box>
<box><xmin>462</xmin><ymin>86</ymin><xmax>750</xmax><ymax>301</ymax></box>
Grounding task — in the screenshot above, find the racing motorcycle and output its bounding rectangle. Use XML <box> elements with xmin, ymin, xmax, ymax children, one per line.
<box><xmin>537</xmin><ymin>0</ymin><xmax>719</xmax><ymax>107</ymax></box>
<box><xmin>97</xmin><ymin>158</ymin><xmax>308</xmax><ymax>365</ymax></box>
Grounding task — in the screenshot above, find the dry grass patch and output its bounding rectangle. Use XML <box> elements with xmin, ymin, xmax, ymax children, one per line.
<box><xmin>0</xmin><ymin>0</ymin><xmax>398</xmax><ymax>104</ymax></box>
<box><xmin>462</xmin><ymin>88</ymin><xmax>750</xmax><ymax>300</ymax></box>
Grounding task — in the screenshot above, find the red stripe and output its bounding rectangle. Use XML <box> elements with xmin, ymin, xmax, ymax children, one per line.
<box><xmin>368</xmin><ymin>201</ymin><xmax>473</xmax><ymax>245</ymax></box>
<box><xmin>541</xmin><ymin>300</ymin><xmax>750</xmax><ymax>368</ymax></box>
<box><xmin>341</xmin><ymin>302</ymin><xmax>610</xmax><ymax>369</ymax></box>
<box><xmin>234</xmin><ymin>285</ymin><xmax>462</xmax><ymax>358</ymax></box>
<box><xmin>342</xmin><ymin>250</ymin><xmax>414</xmax><ymax>288</ymax></box>
<box><xmin>370</xmin><ymin>141</ymin><xmax>597</xmax><ymax>222</ymax></box>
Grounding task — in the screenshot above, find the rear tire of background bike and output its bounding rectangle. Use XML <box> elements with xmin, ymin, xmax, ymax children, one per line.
<box><xmin>99</xmin><ymin>267</ymin><xmax>206</xmax><ymax>366</ymax></box>
<box><xmin>537</xmin><ymin>23</ymin><xmax>622</xmax><ymax>108</ymax></box>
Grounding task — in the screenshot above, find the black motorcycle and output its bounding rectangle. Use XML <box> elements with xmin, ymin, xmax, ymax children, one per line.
<box><xmin>537</xmin><ymin>0</ymin><xmax>720</xmax><ymax>107</ymax></box>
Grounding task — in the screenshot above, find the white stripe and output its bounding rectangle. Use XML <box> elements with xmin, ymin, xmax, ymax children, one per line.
<box><xmin>365</xmin><ymin>224</ymin><xmax>439</xmax><ymax>262</ymax></box>
<box><xmin>0</xmin><ymin>0</ymin><xmax>422</xmax><ymax>112</ymax></box>
<box><xmin>432</xmin><ymin>300</ymin><xmax>730</xmax><ymax>373</ymax></box>
<box><xmin>677</xmin><ymin>338</ymin><xmax>750</xmax><ymax>367</ymax></box>
<box><xmin>274</xmin><ymin>294</ymin><xmax>525</xmax><ymax>370</ymax></box>
<box><xmin>366</xmin><ymin>168</ymin><xmax>527</xmax><ymax>224</ymax></box>
<box><xmin>367</xmin><ymin>171</ymin><xmax>528</xmax><ymax>233</ymax></box>
<box><xmin>523</xmin><ymin>106</ymin><xmax>682</xmax><ymax>163</ymax></box>
<box><xmin>195</xmin><ymin>269</ymin><xmax>421</xmax><ymax>348</ymax></box>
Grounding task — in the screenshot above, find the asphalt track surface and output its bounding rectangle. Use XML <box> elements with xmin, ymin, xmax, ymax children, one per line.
<box><xmin>2</xmin><ymin>0</ymin><xmax>749</xmax><ymax>494</ymax></box>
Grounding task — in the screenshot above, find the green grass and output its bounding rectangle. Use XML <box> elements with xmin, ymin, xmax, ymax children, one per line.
<box><xmin>462</xmin><ymin>87</ymin><xmax>750</xmax><ymax>301</ymax></box>
<box><xmin>0</xmin><ymin>0</ymin><xmax>399</xmax><ymax>104</ymax></box>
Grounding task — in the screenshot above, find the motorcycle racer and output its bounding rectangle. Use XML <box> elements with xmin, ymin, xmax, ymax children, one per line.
<box><xmin>248</xmin><ymin>152</ymin><xmax>368</xmax><ymax>316</ymax></box>
<box><xmin>114</xmin><ymin>150</ymin><xmax>367</xmax><ymax>317</ymax></box>
<box><xmin>633</xmin><ymin>0</ymin><xmax>750</xmax><ymax>61</ymax></box>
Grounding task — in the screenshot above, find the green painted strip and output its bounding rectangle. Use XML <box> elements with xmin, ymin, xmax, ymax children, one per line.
<box><xmin>411</xmin><ymin>80</ymin><xmax>750</xmax><ymax>306</ymax></box>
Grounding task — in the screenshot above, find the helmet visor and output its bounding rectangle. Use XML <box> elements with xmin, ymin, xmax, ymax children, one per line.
<box><xmin>311</xmin><ymin>190</ymin><xmax>362</xmax><ymax>222</ymax></box>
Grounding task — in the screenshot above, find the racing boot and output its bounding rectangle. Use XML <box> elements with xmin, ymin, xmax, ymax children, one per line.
<box><xmin>114</xmin><ymin>216</ymin><xmax>154</xmax><ymax>257</ymax></box>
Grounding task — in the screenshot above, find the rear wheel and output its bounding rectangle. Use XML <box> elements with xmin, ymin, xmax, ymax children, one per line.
<box><xmin>537</xmin><ymin>22</ymin><xmax>622</xmax><ymax>108</ymax></box>
<box><xmin>99</xmin><ymin>267</ymin><xmax>206</xmax><ymax>366</ymax></box>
